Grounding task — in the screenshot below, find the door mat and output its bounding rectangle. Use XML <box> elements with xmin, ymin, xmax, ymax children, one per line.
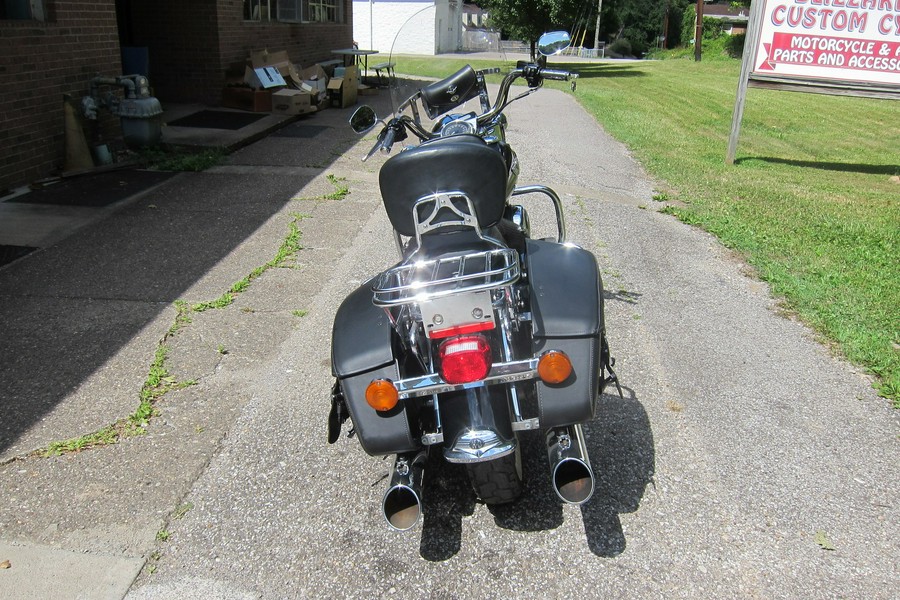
<box><xmin>0</xmin><ymin>245</ymin><xmax>37</xmax><ymax>268</ymax></box>
<box><xmin>271</xmin><ymin>125</ymin><xmax>330</xmax><ymax>138</ymax></box>
<box><xmin>8</xmin><ymin>170</ymin><xmax>176</xmax><ymax>207</ymax></box>
<box><xmin>167</xmin><ymin>110</ymin><xmax>267</xmax><ymax>130</ymax></box>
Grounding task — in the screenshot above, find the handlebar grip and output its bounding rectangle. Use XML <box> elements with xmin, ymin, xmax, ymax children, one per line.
<box><xmin>380</xmin><ymin>126</ymin><xmax>398</xmax><ymax>154</ymax></box>
<box><xmin>540</xmin><ymin>68</ymin><xmax>572</xmax><ymax>81</ymax></box>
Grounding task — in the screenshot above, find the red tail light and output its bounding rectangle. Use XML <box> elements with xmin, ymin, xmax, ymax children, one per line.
<box><xmin>438</xmin><ymin>335</ymin><xmax>493</xmax><ymax>384</ymax></box>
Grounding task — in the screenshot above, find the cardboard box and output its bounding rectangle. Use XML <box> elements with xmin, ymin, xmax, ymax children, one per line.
<box><xmin>250</xmin><ymin>49</ymin><xmax>304</xmax><ymax>88</ymax></box>
<box><xmin>222</xmin><ymin>87</ymin><xmax>272</xmax><ymax>112</ymax></box>
<box><xmin>300</xmin><ymin>65</ymin><xmax>329</xmax><ymax>96</ymax></box>
<box><xmin>326</xmin><ymin>64</ymin><xmax>358</xmax><ymax>109</ymax></box>
<box><xmin>272</xmin><ymin>88</ymin><xmax>316</xmax><ymax>115</ymax></box>
<box><xmin>244</xmin><ymin>65</ymin><xmax>286</xmax><ymax>90</ymax></box>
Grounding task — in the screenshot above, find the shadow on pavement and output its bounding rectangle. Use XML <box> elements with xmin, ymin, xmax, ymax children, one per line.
<box><xmin>417</xmin><ymin>386</ymin><xmax>654</xmax><ymax>560</ymax></box>
<box><xmin>419</xmin><ymin>455</ymin><xmax>477</xmax><ymax>562</ymax></box>
<box><xmin>0</xmin><ymin>99</ymin><xmax>384</xmax><ymax>458</ymax></box>
<box><xmin>581</xmin><ymin>386</ymin><xmax>655</xmax><ymax>557</ymax></box>
<box><xmin>0</xmin><ymin>171</ymin><xmax>303</xmax><ymax>456</ymax></box>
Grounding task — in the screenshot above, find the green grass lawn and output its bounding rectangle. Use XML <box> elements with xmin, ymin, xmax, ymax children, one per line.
<box><xmin>392</xmin><ymin>54</ymin><xmax>899</xmax><ymax>405</ymax></box>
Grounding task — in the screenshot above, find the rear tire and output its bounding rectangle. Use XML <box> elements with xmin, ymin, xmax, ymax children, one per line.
<box><xmin>465</xmin><ymin>445</ymin><xmax>523</xmax><ymax>505</ymax></box>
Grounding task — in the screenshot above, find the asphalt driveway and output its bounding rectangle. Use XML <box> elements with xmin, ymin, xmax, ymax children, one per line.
<box><xmin>1</xmin><ymin>83</ymin><xmax>895</xmax><ymax>599</ymax></box>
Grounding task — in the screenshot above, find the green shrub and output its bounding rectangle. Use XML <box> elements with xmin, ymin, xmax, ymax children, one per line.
<box><xmin>609</xmin><ymin>38</ymin><xmax>634</xmax><ymax>57</ymax></box>
<box><xmin>725</xmin><ymin>33</ymin><xmax>746</xmax><ymax>58</ymax></box>
<box><xmin>681</xmin><ymin>5</ymin><xmax>696</xmax><ymax>45</ymax></box>
<box><xmin>681</xmin><ymin>6</ymin><xmax>730</xmax><ymax>44</ymax></box>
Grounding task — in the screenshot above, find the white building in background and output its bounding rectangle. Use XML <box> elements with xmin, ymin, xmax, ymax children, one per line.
<box><xmin>352</xmin><ymin>0</ymin><xmax>463</xmax><ymax>55</ymax></box>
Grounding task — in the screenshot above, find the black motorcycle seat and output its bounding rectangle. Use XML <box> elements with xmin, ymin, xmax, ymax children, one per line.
<box><xmin>379</xmin><ymin>135</ymin><xmax>508</xmax><ymax>237</ymax></box>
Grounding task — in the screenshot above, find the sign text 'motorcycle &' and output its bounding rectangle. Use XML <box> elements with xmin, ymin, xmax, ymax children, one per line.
<box><xmin>751</xmin><ymin>0</ymin><xmax>900</xmax><ymax>88</ymax></box>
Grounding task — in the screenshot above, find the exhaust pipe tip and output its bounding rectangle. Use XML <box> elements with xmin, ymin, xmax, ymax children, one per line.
<box><xmin>547</xmin><ymin>425</ymin><xmax>595</xmax><ymax>505</ymax></box>
<box><xmin>382</xmin><ymin>484</ymin><xmax>422</xmax><ymax>531</ymax></box>
<box><xmin>552</xmin><ymin>457</ymin><xmax>594</xmax><ymax>504</ymax></box>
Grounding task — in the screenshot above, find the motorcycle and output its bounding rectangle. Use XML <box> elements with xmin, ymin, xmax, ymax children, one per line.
<box><xmin>328</xmin><ymin>12</ymin><xmax>619</xmax><ymax>531</ymax></box>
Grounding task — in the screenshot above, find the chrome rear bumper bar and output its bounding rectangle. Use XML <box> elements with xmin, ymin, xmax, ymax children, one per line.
<box><xmin>394</xmin><ymin>357</ymin><xmax>539</xmax><ymax>400</ymax></box>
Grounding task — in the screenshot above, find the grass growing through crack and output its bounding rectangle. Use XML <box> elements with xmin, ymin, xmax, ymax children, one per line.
<box><xmin>325</xmin><ymin>174</ymin><xmax>350</xmax><ymax>200</ymax></box>
<box><xmin>39</xmin><ymin>346</ymin><xmax>197</xmax><ymax>457</ymax></box>
<box><xmin>42</xmin><ymin>427</ymin><xmax>119</xmax><ymax>456</ymax></box>
<box><xmin>191</xmin><ymin>214</ymin><xmax>307</xmax><ymax>313</ymax></box>
<box><xmin>139</xmin><ymin>147</ymin><xmax>226</xmax><ymax>172</ymax></box>
<box><xmin>33</xmin><ymin>196</ymin><xmax>317</xmax><ymax>457</ymax></box>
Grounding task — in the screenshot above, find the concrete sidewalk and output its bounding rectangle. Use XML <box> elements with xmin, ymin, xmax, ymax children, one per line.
<box><xmin>0</xmin><ymin>103</ymin><xmax>300</xmax><ymax>258</ymax></box>
<box><xmin>0</xmin><ymin>91</ymin><xmax>393</xmax><ymax>598</ymax></box>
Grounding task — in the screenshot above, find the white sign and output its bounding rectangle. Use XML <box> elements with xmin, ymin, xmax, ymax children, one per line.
<box><xmin>728</xmin><ymin>0</ymin><xmax>898</xmax><ymax>162</ymax></box>
<box><xmin>751</xmin><ymin>0</ymin><xmax>900</xmax><ymax>89</ymax></box>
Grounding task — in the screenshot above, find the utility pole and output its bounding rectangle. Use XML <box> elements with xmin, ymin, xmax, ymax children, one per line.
<box><xmin>662</xmin><ymin>7</ymin><xmax>669</xmax><ymax>50</ymax></box>
<box><xmin>694</xmin><ymin>0</ymin><xmax>704</xmax><ymax>61</ymax></box>
<box><xmin>593</xmin><ymin>0</ymin><xmax>603</xmax><ymax>55</ymax></box>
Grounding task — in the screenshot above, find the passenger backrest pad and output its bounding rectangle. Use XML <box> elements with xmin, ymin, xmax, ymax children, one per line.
<box><xmin>378</xmin><ymin>135</ymin><xmax>508</xmax><ymax>237</ymax></box>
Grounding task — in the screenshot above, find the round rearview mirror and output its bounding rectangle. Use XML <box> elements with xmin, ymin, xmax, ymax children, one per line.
<box><xmin>538</xmin><ymin>31</ymin><xmax>571</xmax><ymax>57</ymax></box>
<box><xmin>349</xmin><ymin>106</ymin><xmax>378</xmax><ymax>134</ymax></box>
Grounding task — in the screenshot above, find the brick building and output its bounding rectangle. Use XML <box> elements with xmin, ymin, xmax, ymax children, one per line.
<box><xmin>0</xmin><ymin>0</ymin><xmax>353</xmax><ymax>193</ymax></box>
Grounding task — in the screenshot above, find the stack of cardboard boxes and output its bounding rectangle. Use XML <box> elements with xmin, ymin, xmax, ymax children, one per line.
<box><xmin>222</xmin><ymin>48</ymin><xmax>358</xmax><ymax>115</ymax></box>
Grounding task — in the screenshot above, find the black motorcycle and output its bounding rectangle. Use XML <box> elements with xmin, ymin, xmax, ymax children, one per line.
<box><xmin>329</xmin><ymin>21</ymin><xmax>618</xmax><ymax>531</ymax></box>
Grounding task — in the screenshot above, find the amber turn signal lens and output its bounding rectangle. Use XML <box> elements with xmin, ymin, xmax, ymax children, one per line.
<box><xmin>538</xmin><ymin>351</ymin><xmax>572</xmax><ymax>384</ymax></box>
<box><xmin>365</xmin><ymin>379</ymin><xmax>399</xmax><ymax>412</ymax></box>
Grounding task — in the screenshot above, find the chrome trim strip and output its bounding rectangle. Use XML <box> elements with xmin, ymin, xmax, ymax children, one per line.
<box><xmin>394</xmin><ymin>357</ymin><xmax>539</xmax><ymax>400</ymax></box>
<box><xmin>444</xmin><ymin>428</ymin><xmax>517</xmax><ymax>464</ymax></box>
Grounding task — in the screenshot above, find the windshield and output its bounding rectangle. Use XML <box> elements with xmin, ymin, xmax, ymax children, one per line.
<box><xmin>386</xmin><ymin>4</ymin><xmax>509</xmax><ymax>131</ymax></box>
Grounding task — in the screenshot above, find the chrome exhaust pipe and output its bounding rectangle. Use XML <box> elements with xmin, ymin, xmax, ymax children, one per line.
<box><xmin>546</xmin><ymin>424</ymin><xmax>595</xmax><ymax>504</ymax></box>
<box><xmin>382</xmin><ymin>451</ymin><xmax>426</xmax><ymax>531</ymax></box>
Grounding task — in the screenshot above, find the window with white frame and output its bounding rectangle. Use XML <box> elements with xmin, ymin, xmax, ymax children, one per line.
<box><xmin>1</xmin><ymin>0</ymin><xmax>45</xmax><ymax>20</ymax></box>
<box><xmin>278</xmin><ymin>0</ymin><xmax>299</xmax><ymax>21</ymax></box>
<box><xmin>278</xmin><ymin>0</ymin><xmax>343</xmax><ymax>24</ymax></box>
<box><xmin>244</xmin><ymin>0</ymin><xmax>272</xmax><ymax>21</ymax></box>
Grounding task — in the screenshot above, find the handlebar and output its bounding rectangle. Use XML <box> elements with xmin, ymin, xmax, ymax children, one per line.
<box><xmin>361</xmin><ymin>62</ymin><xmax>577</xmax><ymax>160</ymax></box>
<box><xmin>476</xmin><ymin>65</ymin><xmax>576</xmax><ymax>126</ymax></box>
<box><xmin>540</xmin><ymin>68</ymin><xmax>572</xmax><ymax>81</ymax></box>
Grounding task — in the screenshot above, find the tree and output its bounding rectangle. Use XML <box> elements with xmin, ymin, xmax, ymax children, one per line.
<box><xmin>484</xmin><ymin>0</ymin><xmax>694</xmax><ymax>58</ymax></box>
<box><xmin>483</xmin><ymin>0</ymin><xmax>586</xmax><ymax>57</ymax></box>
<box><xmin>605</xmin><ymin>0</ymin><xmax>693</xmax><ymax>56</ymax></box>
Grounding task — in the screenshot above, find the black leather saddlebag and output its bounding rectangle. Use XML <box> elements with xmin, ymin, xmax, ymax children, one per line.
<box><xmin>331</xmin><ymin>281</ymin><xmax>417</xmax><ymax>456</ymax></box>
<box><xmin>526</xmin><ymin>239</ymin><xmax>604</xmax><ymax>428</ymax></box>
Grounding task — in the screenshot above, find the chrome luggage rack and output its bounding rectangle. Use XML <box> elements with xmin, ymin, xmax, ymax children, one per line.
<box><xmin>372</xmin><ymin>248</ymin><xmax>520</xmax><ymax>307</ymax></box>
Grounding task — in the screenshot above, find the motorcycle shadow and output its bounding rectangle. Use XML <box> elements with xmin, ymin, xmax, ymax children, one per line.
<box><xmin>580</xmin><ymin>385</ymin><xmax>655</xmax><ymax>557</ymax></box>
<box><xmin>418</xmin><ymin>385</ymin><xmax>654</xmax><ymax>560</ymax></box>
<box><xmin>419</xmin><ymin>453</ymin><xmax>477</xmax><ymax>561</ymax></box>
